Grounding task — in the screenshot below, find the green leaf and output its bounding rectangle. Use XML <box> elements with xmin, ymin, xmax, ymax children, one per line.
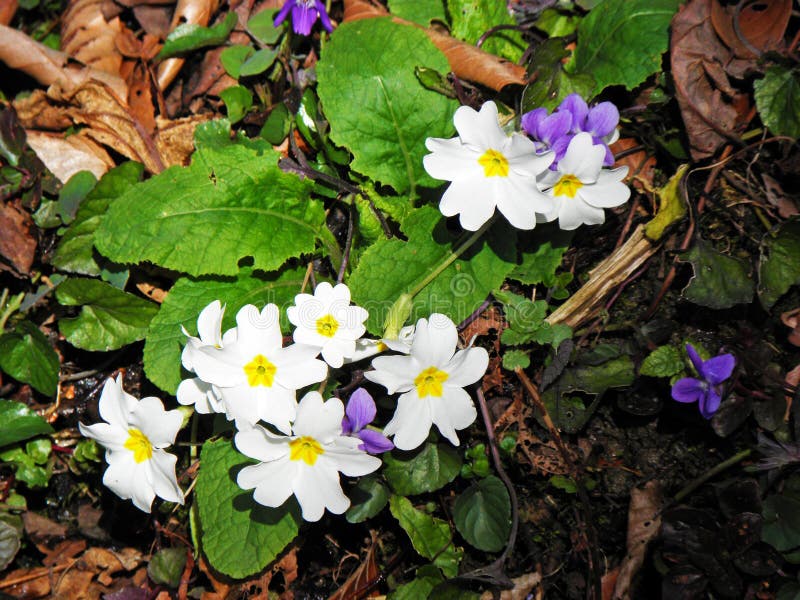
<box><xmin>389</xmin><ymin>495</ymin><xmax>463</xmax><ymax>578</ymax></box>
<box><xmin>0</xmin><ymin>400</ymin><xmax>54</xmax><ymax>448</ymax></box>
<box><xmin>53</xmin><ymin>162</ymin><xmax>144</xmax><ymax>276</ymax></box>
<box><xmin>57</xmin><ymin>170</ymin><xmax>97</xmax><ymax>225</ymax></box>
<box><xmin>247</xmin><ymin>8</ymin><xmax>282</xmax><ymax>45</ymax></box>
<box><xmin>521</xmin><ymin>39</ymin><xmax>596</xmax><ymax>113</ymax></box>
<box><xmin>220</xmin><ymin>45</ymin><xmax>255</xmax><ymax>79</ymax></box>
<box><xmin>447</xmin><ymin>0</ymin><xmax>525</xmax><ymax>62</ymax></box>
<box><xmin>239</xmin><ymin>48</ymin><xmax>278</xmax><ymax>77</ymax></box>
<box><xmin>148</xmin><ymin>547</ymin><xmax>187</xmax><ymax>588</ymax></box>
<box><xmin>754</xmin><ymin>65</ymin><xmax>800</xmax><ymax>139</ymax></box>
<box><xmin>157</xmin><ymin>12</ymin><xmax>238</xmax><ymax>59</ymax></box>
<box><xmin>643</xmin><ymin>164</ymin><xmax>688</xmax><ymax>242</ymax></box>
<box><xmin>350</xmin><ymin>206</ymin><xmax>517</xmax><ymax>335</ymax></box>
<box><xmin>535</xmin><ymin>8</ymin><xmax>581</xmax><ymax>37</ymax></box>
<box><xmin>346</xmin><ymin>474</ymin><xmax>390</xmax><ymax>523</ymax></box>
<box><xmin>95</xmin><ymin>120</ymin><xmax>325</xmax><ymax>277</ymax></box>
<box><xmin>494</xmin><ymin>289</ymin><xmax>571</xmax><ymax>349</ymax></box>
<box><xmin>144</xmin><ymin>266</ymin><xmax>306</xmax><ymax>394</ymax></box>
<box><xmin>388</xmin><ymin>565</ymin><xmax>444</xmax><ymax>600</ymax></box>
<box><xmin>196</xmin><ymin>439</ymin><xmax>301</xmax><ymax>579</ymax></box>
<box><xmin>502</xmin><ymin>349</ymin><xmax>530</xmax><ymax>371</ymax></box>
<box><xmin>639</xmin><ymin>345</ymin><xmax>684</xmax><ymax>378</ymax></box>
<box><xmin>0</xmin><ymin>321</ymin><xmax>59</xmax><ymax>396</ymax></box>
<box><xmin>219</xmin><ymin>85</ymin><xmax>253</xmax><ymax>124</ymax></box>
<box><xmin>0</xmin><ymin>519</ymin><xmax>20</xmax><ymax>571</ymax></box>
<box><xmin>388</xmin><ymin>0</ymin><xmax>446</xmax><ymax>25</ymax></box>
<box><xmin>680</xmin><ymin>237</ymin><xmax>755</xmax><ymax>309</ymax></box>
<box><xmin>382</xmin><ymin>443</ymin><xmax>462</xmax><ymax>495</ymax></box>
<box><xmin>56</xmin><ymin>278</ymin><xmax>158</xmax><ymax>351</ymax></box>
<box><xmin>452</xmin><ymin>475</ymin><xmax>510</xmax><ymax>552</ymax></box>
<box><xmin>510</xmin><ymin>226</ymin><xmax>573</xmax><ymax>286</ymax></box>
<box><xmin>763</xmin><ymin>493</ymin><xmax>800</xmax><ymax>552</ymax></box>
<box><xmin>317</xmin><ymin>18</ymin><xmax>457</xmax><ymax>194</ymax></box>
<box><xmin>759</xmin><ymin>218</ymin><xmax>800</xmax><ymax>309</ymax></box>
<box><xmin>570</xmin><ymin>0</ymin><xmax>680</xmax><ymax>95</ymax></box>
<box><xmin>0</xmin><ymin>439</ymin><xmax>52</xmax><ymax>488</ymax></box>
<box><xmin>260</xmin><ymin>104</ymin><xmax>291</xmax><ymax>145</ymax></box>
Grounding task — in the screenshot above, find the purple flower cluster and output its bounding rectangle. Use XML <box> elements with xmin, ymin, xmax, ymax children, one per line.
<box><xmin>342</xmin><ymin>388</ymin><xmax>393</xmax><ymax>454</ymax></box>
<box><xmin>274</xmin><ymin>0</ymin><xmax>333</xmax><ymax>36</ymax></box>
<box><xmin>671</xmin><ymin>344</ymin><xmax>736</xmax><ymax>419</ymax></box>
<box><xmin>521</xmin><ymin>93</ymin><xmax>619</xmax><ymax>168</ymax></box>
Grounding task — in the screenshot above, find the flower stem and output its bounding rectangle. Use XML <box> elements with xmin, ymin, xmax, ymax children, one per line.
<box><xmin>673</xmin><ymin>448</ymin><xmax>752</xmax><ymax>503</ymax></box>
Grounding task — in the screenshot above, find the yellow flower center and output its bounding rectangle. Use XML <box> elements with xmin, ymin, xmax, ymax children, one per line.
<box><xmin>243</xmin><ymin>354</ymin><xmax>277</xmax><ymax>387</ymax></box>
<box><xmin>553</xmin><ymin>174</ymin><xmax>583</xmax><ymax>198</ymax></box>
<box><xmin>414</xmin><ymin>366</ymin><xmax>449</xmax><ymax>398</ymax></box>
<box><xmin>124</xmin><ymin>429</ymin><xmax>153</xmax><ymax>463</ymax></box>
<box><xmin>289</xmin><ymin>436</ymin><xmax>324</xmax><ymax>466</ymax></box>
<box><xmin>315</xmin><ymin>314</ymin><xmax>340</xmax><ymax>338</ymax></box>
<box><xmin>478</xmin><ymin>149</ymin><xmax>509</xmax><ymax>178</ymax></box>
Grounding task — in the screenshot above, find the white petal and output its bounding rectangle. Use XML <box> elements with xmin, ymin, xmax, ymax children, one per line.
<box><xmin>439</xmin><ymin>178</ymin><xmax>497</xmax><ymax>232</ymax></box>
<box><xmin>79</xmin><ymin>421</ymin><xmax>125</xmax><ymax>451</ymax></box>
<box><xmin>148</xmin><ymin>450</ymin><xmax>184</xmax><ymax>504</ymax></box>
<box><xmin>217</xmin><ymin>384</ymin><xmax>266</xmax><ymax>427</ymax></box>
<box><xmin>446</xmin><ymin>347</ymin><xmax>489</xmax><ymax>387</ymax></box>
<box><xmin>559</xmin><ymin>133</ymin><xmax>604</xmax><ymax>183</ymax></box>
<box><xmin>293</xmin><ymin>463</ymin><xmax>347</xmax><ymax>521</ymax></box>
<box><xmin>579</xmin><ymin>171</ymin><xmax>631</xmax><ymax>209</ymax></box>
<box><xmin>454</xmin><ymin>101</ymin><xmax>506</xmax><ymax>149</ymax></box>
<box><xmin>272</xmin><ymin>345</ymin><xmax>328</xmax><ymax>389</ymax></box>
<box><xmin>383</xmin><ymin>391</ymin><xmax>433</xmax><ymax>451</ymax></box>
<box><xmin>196</xmin><ymin>300</ymin><xmax>224</xmax><ymax>346</ymax></box>
<box><xmin>235</xmin><ymin>425</ymin><xmax>289</xmax><ymax>462</ymax></box>
<box><xmin>430</xmin><ymin>387</ymin><xmax>477</xmax><ymax>445</ymax></box>
<box><xmin>98</xmin><ymin>376</ymin><xmax>136</xmax><ymax>428</ymax></box>
<box><xmin>235</xmin><ymin>304</ymin><xmax>282</xmax><ymax>356</ymax></box>
<box><xmin>505</xmin><ymin>135</ymin><xmax>554</xmax><ymax>176</ymax></box>
<box><xmin>293</xmin><ymin>392</ymin><xmax>343</xmax><ymax>442</ymax></box>
<box><xmin>104</xmin><ymin>456</ymin><xmax>154</xmax><ymax>512</ymax></box>
<box><xmin>239</xmin><ymin>460</ymin><xmax>295</xmax><ymax>509</ymax></box>
<box><xmin>130</xmin><ymin>396</ymin><xmax>182</xmax><ymax>447</ymax></box>
<box><xmin>321</xmin><ymin>340</ymin><xmax>350</xmax><ymax>368</ymax></box>
<box><xmin>255</xmin><ymin>385</ymin><xmax>297</xmax><ymax>434</ymax></box>
<box><xmin>176</xmin><ymin>378</ymin><xmax>222</xmax><ymax>414</ymax></box>
<box><xmin>423</xmin><ymin>137</ymin><xmax>483</xmax><ymax>181</ymax></box>
<box><xmin>365</xmin><ymin>355</ymin><xmax>416</xmax><ymax>393</ymax></box>
<box><xmin>410</xmin><ymin>314</ymin><xmax>457</xmax><ymax>368</ymax></box>
<box><xmin>190</xmin><ymin>346</ymin><xmax>247</xmax><ymax>388</ymax></box>
<box><xmin>323</xmin><ymin>442</ymin><xmax>382</xmax><ymax>477</ymax></box>
<box><xmin>557</xmin><ymin>198</ymin><xmax>605</xmax><ymax>230</ymax></box>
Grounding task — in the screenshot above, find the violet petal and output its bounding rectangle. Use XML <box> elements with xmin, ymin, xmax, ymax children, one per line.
<box><xmin>316</xmin><ymin>0</ymin><xmax>333</xmax><ymax>32</ymax></box>
<box><xmin>671</xmin><ymin>377</ymin><xmax>706</xmax><ymax>404</ymax></box>
<box><xmin>358</xmin><ymin>429</ymin><xmax>394</xmax><ymax>453</ymax></box>
<box><xmin>702</xmin><ymin>353</ymin><xmax>736</xmax><ymax>385</ymax></box>
<box><xmin>558</xmin><ymin>93</ymin><xmax>588</xmax><ymax>132</ymax></box>
<box><xmin>685</xmin><ymin>344</ymin><xmax>705</xmax><ymax>377</ymax></box>
<box><xmin>292</xmin><ymin>3</ymin><xmax>317</xmax><ymax>35</ymax></box>
<box><xmin>538</xmin><ymin>111</ymin><xmax>572</xmax><ymax>146</ymax></box>
<box><xmin>341</xmin><ymin>416</ymin><xmax>353</xmax><ymax>436</ymax></box>
<box><xmin>699</xmin><ymin>388</ymin><xmax>721</xmax><ymax>419</ymax></box>
<box><xmin>586</xmin><ymin>102</ymin><xmax>619</xmax><ymax>138</ymax></box>
<box><xmin>521</xmin><ymin>108</ymin><xmax>548</xmax><ymax>139</ymax></box>
<box><xmin>273</xmin><ymin>0</ymin><xmax>294</xmax><ymax>27</ymax></box>
<box><xmin>345</xmin><ymin>387</ymin><xmax>376</xmax><ymax>432</ymax></box>
<box><xmin>550</xmin><ymin>134</ymin><xmax>573</xmax><ymax>163</ymax></box>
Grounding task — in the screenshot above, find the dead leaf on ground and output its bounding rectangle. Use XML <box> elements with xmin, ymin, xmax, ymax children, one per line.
<box><xmin>25</xmin><ymin>130</ymin><xmax>115</xmax><ymax>182</ymax></box>
<box><xmin>22</xmin><ymin>511</ymin><xmax>67</xmax><ymax>543</ymax></box>
<box><xmin>460</xmin><ymin>306</ymin><xmax>505</xmax><ymax>392</ymax></box>
<box><xmin>0</xmin><ymin>199</ymin><xmax>37</xmax><ymax>276</ymax></box>
<box><xmin>61</xmin><ymin>0</ymin><xmax>125</xmax><ymax>77</ymax></box>
<box><xmin>781</xmin><ymin>307</ymin><xmax>800</xmax><ymax>347</ymax></box>
<box><xmin>612</xmin><ymin>481</ymin><xmax>663</xmax><ymax>600</ymax></box>
<box><xmin>762</xmin><ymin>173</ymin><xmax>798</xmax><ymax>218</ymax></box>
<box><xmin>785</xmin><ymin>363</ymin><xmax>800</xmax><ymax>421</ymax></box>
<box><xmin>0</xmin><ymin>0</ymin><xmax>17</xmax><ymax>25</ymax></box>
<box><xmin>197</xmin><ymin>555</ymin><xmax>232</xmax><ymax>600</ymax></box>
<box><xmin>611</xmin><ymin>138</ymin><xmax>656</xmax><ymax>191</ymax></box>
<box><xmin>479</xmin><ymin>571</ymin><xmax>542</xmax><ymax>600</ymax></box>
<box><xmin>328</xmin><ymin>535</ymin><xmax>379</xmax><ymax>600</ymax></box>
<box><xmin>77</xmin><ymin>503</ymin><xmax>111</xmax><ymax>541</ymax></box>
<box><xmin>710</xmin><ymin>0</ymin><xmax>791</xmax><ymax>62</ymax></box>
<box><xmin>343</xmin><ymin>0</ymin><xmax>526</xmax><ymax>92</ymax></box>
<box><xmin>670</xmin><ymin>0</ymin><xmax>750</xmax><ymax>160</ymax></box>
<box><xmin>40</xmin><ymin>539</ymin><xmax>88</xmax><ymax>567</ymax></box>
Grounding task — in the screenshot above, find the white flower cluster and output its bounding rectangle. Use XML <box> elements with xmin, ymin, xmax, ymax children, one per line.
<box><xmin>423</xmin><ymin>101</ymin><xmax>631</xmax><ymax>232</ymax></box>
<box><xmin>79</xmin><ymin>284</ymin><xmax>489</xmax><ymax>521</ymax></box>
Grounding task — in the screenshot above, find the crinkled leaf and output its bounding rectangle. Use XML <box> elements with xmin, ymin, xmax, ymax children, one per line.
<box><xmin>759</xmin><ymin>218</ymin><xmax>800</xmax><ymax>309</ymax></box>
<box><xmin>510</xmin><ymin>226</ymin><xmax>573</xmax><ymax>286</ymax></box>
<box><xmin>447</xmin><ymin>0</ymin><xmax>524</xmax><ymax>62</ymax></box>
<box><xmin>754</xmin><ymin>64</ymin><xmax>800</xmax><ymax>139</ymax></box>
<box><xmin>680</xmin><ymin>237</ymin><xmax>754</xmax><ymax>309</ymax></box>
<box><xmin>389</xmin><ymin>495</ymin><xmax>462</xmax><ymax>578</ymax></box>
<box><xmin>157</xmin><ymin>12</ymin><xmax>238</xmax><ymax>59</ymax></box>
<box><xmin>502</xmin><ymin>350</ymin><xmax>530</xmax><ymax>371</ymax></box>
<box><xmin>56</xmin><ymin>278</ymin><xmax>158</xmax><ymax>351</ymax></box>
<box><xmin>95</xmin><ymin>121</ymin><xmax>325</xmax><ymax>277</ymax></box>
<box><xmin>144</xmin><ymin>266</ymin><xmax>306</xmax><ymax>394</ymax></box>
<box><xmin>219</xmin><ymin>85</ymin><xmax>253</xmax><ymax>124</ymax></box>
<box><xmin>350</xmin><ymin>206</ymin><xmax>517</xmax><ymax>335</ymax></box>
<box><xmin>0</xmin><ymin>321</ymin><xmax>59</xmax><ymax>396</ymax></box>
<box><xmin>382</xmin><ymin>442</ymin><xmax>461</xmax><ymax>496</ymax></box>
<box><xmin>0</xmin><ymin>400</ymin><xmax>54</xmax><ymax>448</ymax></box>
<box><xmin>53</xmin><ymin>162</ymin><xmax>144</xmax><ymax>276</ymax></box>
<box><xmin>570</xmin><ymin>0</ymin><xmax>681</xmax><ymax>95</ymax></box>
<box><xmin>640</xmin><ymin>345</ymin><xmax>684</xmax><ymax>378</ymax></box>
<box><xmin>317</xmin><ymin>19</ymin><xmax>457</xmax><ymax>194</ymax></box>
<box><xmin>388</xmin><ymin>0</ymin><xmax>446</xmax><ymax>25</ymax></box>
<box><xmin>494</xmin><ymin>289</ymin><xmax>571</xmax><ymax>349</ymax></box>
<box><xmin>346</xmin><ymin>474</ymin><xmax>390</xmax><ymax>523</ymax></box>
<box><xmin>0</xmin><ymin>519</ymin><xmax>20</xmax><ymax>571</ymax></box>
<box><xmin>452</xmin><ymin>475</ymin><xmax>510</xmax><ymax>552</ymax></box>
<box><xmin>196</xmin><ymin>439</ymin><xmax>301</xmax><ymax>579</ymax></box>
<box><xmin>148</xmin><ymin>548</ymin><xmax>187</xmax><ymax>588</ymax></box>
<box><xmin>387</xmin><ymin>565</ymin><xmax>444</xmax><ymax>600</ymax></box>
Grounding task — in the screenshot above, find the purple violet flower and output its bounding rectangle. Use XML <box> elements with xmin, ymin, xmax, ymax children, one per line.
<box><xmin>274</xmin><ymin>0</ymin><xmax>333</xmax><ymax>36</ymax></box>
<box><xmin>670</xmin><ymin>344</ymin><xmax>736</xmax><ymax>419</ymax></box>
<box><xmin>342</xmin><ymin>388</ymin><xmax>394</xmax><ymax>454</ymax></box>
<box><xmin>521</xmin><ymin>93</ymin><xmax>620</xmax><ymax>168</ymax></box>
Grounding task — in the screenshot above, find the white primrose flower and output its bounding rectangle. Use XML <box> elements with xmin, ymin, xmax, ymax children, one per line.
<box><xmin>188</xmin><ymin>304</ymin><xmax>328</xmax><ymax>433</ymax></box>
<box><xmin>78</xmin><ymin>376</ymin><xmax>184</xmax><ymax>513</ymax></box>
<box><xmin>364</xmin><ymin>313</ymin><xmax>489</xmax><ymax>451</ymax></box>
<box><xmin>344</xmin><ymin>324</ymin><xmax>416</xmax><ymax>364</ymax></box>
<box><xmin>235</xmin><ymin>391</ymin><xmax>382</xmax><ymax>522</ymax></box>
<box><xmin>537</xmin><ymin>132</ymin><xmax>630</xmax><ymax>230</ymax></box>
<box><xmin>423</xmin><ymin>101</ymin><xmax>555</xmax><ymax>231</ymax></box>
<box><xmin>287</xmin><ymin>282</ymin><xmax>369</xmax><ymax>368</ymax></box>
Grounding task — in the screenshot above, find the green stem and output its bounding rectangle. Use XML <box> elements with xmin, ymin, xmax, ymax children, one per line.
<box><xmin>673</xmin><ymin>448</ymin><xmax>752</xmax><ymax>503</ymax></box>
<box><xmin>0</xmin><ymin>291</ymin><xmax>23</xmax><ymax>332</ymax></box>
<box><xmin>407</xmin><ymin>218</ymin><xmax>494</xmax><ymax>300</ymax></box>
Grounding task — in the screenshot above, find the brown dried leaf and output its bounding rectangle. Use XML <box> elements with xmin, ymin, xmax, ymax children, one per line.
<box><xmin>762</xmin><ymin>173</ymin><xmax>798</xmax><ymax>218</ymax></box>
<box><xmin>612</xmin><ymin>481</ymin><xmax>663</xmax><ymax>600</ymax></box>
<box><xmin>781</xmin><ymin>307</ymin><xmax>800</xmax><ymax>347</ymax></box>
<box><xmin>0</xmin><ymin>24</ymin><xmax>128</xmax><ymax>99</ymax></box>
<box><xmin>0</xmin><ymin>199</ymin><xmax>37</xmax><ymax>276</ymax></box>
<box><xmin>61</xmin><ymin>0</ymin><xmax>124</xmax><ymax>76</ymax></box>
<box><xmin>670</xmin><ymin>0</ymin><xmax>749</xmax><ymax>160</ymax></box>
<box><xmin>0</xmin><ymin>0</ymin><xmax>18</xmax><ymax>26</ymax></box>
<box><xmin>25</xmin><ymin>130</ymin><xmax>115</xmax><ymax>182</ymax></box>
<box><xmin>460</xmin><ymin>306</ymin><xmax>505</xmax><ymax>392</ymax></box>
<box><xmin>328</xmin><ymin>537</ymin><xmax>378</xmax><ymax>600</ymax></box>
<box><xmin>41</xmin><ymin>539</ymin><xmax>88</xmax><ymax>567</ymax></box>
<box><xmin>0</xmin><ymin>566</ymin><xmax>56</xmax><ymax>598</ymax></box>
<box><xmin>343</xmin><ymin>0</ymin><xmax>526</xmax><ymax>92</ymax></box>
<box><xmin>22</xmin><ymin>511</ymin><xmax>67</xmax><ymax>543</ymax></box>
<box><xmin>198</xmin><ymin>556</ymin><xmax>231</xmax><ymax>600</ymax></box>
<box><xmin>711</xmin><ymin>0</ymin><xmax>791</xmax><ymax>59</ymax></box>
<box><xmin>611</xmin><ymin>138</ymin><xmax>656</xmax><ymax>191</ymax></box>
<box><xmin>51</xmin><ymin>568</ymin><xmax>95</xmax><ymax>600</ymax></box>
<box><xmin>480</xmin><ymin>572</ymin><xmax>542</xmax><ymax>600</ymax></box>
<box><xmin>155</xmin><ymin>114</ymin><xmax>211</xmax><ymax>166</ymax></box>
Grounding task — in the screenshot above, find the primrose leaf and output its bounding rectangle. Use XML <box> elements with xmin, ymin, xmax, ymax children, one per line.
<box><xmin>388</xmin><ymin>0</ymin><xmax>446</xmax><ymax>25</ymax></box>
<box><xmin>754</xmin><ymin>64</ymin><xmax>800</xmax><ymax>139</ymax></box>
<box><xmin>521</xmin><ymin>39</ymin><xmax>596</xmax><ymax>113</ymax></box>
<box><xmin>452</xmin><ymin>475</ymin><xmax>511</xmax><ymax>552</ymax></box>
<box><xmin>53</xmin><ymin>162</ymin><xmax>144</xmax><ymax>276</ymax></box>
<box><xmin>502</xmin><ymin>350</ymin><xmax>530</xmax><ymax>370</ymax></box>
<box><xmin>494</xmin><ymin>289</ymin><xmax>571</xmax><ymax>349</ymax></box>
<box><xmin>387</xmin><ymin>565</ymin><xmax>444</xmax><ymax>600</ymax></box>
<box><xmin>762</xmin><ymin>493</ymin><xmax>800</xmax><ymax>552</ymax></box>
<box><xmin>0</xmin><ymin>321</ymin><xmax>59</xmax><ymax>396</ymax></box>
<box><xmin>196</xmin><ymin>439</ymin><xmax>301</xmax><ymax>579</ymax></box>
<box><xmin>317</xmin><ymin>18</ymin><xmax>457</xmax><ymax>194</ymax></box>
<box><xmin>144</xmin><ymin>266</ymin><xmax>307</xmax><ymax>394</ymax></box>
<box><xmin>570</xmin><ymin>0</ymin><xmax>681</xmax><ymax>95</ymax></box>
<box><xmin>56</xmin><ymin>171</ymin><xmax>96</xmax><ymax>225</ymax></box>
<box><xmin>346</xmin><ymin>474</ymin><xmax>390</xmax><ymax>523</ymax></box>
<box><xmin>0</xmin><ymin>520</ymin><xmax>21</xmax><ymax>571</ymax></box>
<box><xmin>148</xmin><ymin>548</ymin><xmax>187</xmax><ymax>588</ymax></box>
<box><xmin>680</xmin><ymin>237</ymin><xmax>755</xmax><ymax>309</ymax></box>
<box><xmin>447</xmin><ymin>0</ymin><xmax>525</xmax><ymax>61</ymax></box>
<box><xmin>389</xmin><ymin>495</ymin><xmax>463</xmax><ymax>578</ymax></box>
<box><xmin>758</xmin><ymin>218</ymin><xmax>800</xmax><ymax>310</ymax></box>
<box><xmin>157</xmin><ymin>12</ymin><xmax>238</xmax><ymax>59</ymax></box>
<box><xmin>510</xmin><ymin>226</ymin><xmax>573</xmax><ymax>286</ymax></box>
<box><xmin>0</xmin><ymin>401</ymin><xmax>53</xmax><ymax>449</ymax></box>
<box><xmin>95</xmin><ymin>120</ymin><xmax>325</xmax><ymax>277</ymax></box>
<box><xmin>640</xmin><ymin>345</ymin><xmax>684</xmax><ymax>378</ymax></box>
<box><xmin>56</xmin><ymin>278</ymin><xmax>158</xmax><ymax>351</ymax></box>
<box><xmin>350</xmin><ymin>206</ymin><xmax>517</xmax><ymax>335</ymax></box>
<box><xmin>382</xmin><ymin>442</ymin><xmax>462</xmax><ymax>496</ymax></box>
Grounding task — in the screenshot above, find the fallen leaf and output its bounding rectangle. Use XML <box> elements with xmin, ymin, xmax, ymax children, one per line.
<box><xmin>460</xmin><ymin>306</ymin><xmax>505</xmax><ymax>392</ymax></box>
<box><xmin>710</xmin><ymin>0</ymin><xmax>791</xmax><ymax>60</ymax></box>
<box><xmin>328</xmin><ymin>536</ymin><xmax>379</xmax><ymax>600</ymax></box>
<box><xmin>61</xmin><ymin>0</ymin><xmax>125</xmax><ymax>77</ymax></box>
<box><xmin>785</xmin><ymin>364</ymin><xmax>800</xmax><ymax>421</ymax></box>
<box><xmin>197</xmin><ymin>555</ymin><xmax>231</xmax><ymax>600</ymax></box>
<box><xmin>670</xmin><ymin>0</ymin><xmax>749</xmax><ymax>160</ymax></box>
<box><xmin>51</xmin><ymin>568</ymin><xmax>95</xmax><ymax>600</ymax></box>
<box><xmin>782</xmin><ymin>307</ymin><xmax>800</xmax><ymax>346</ymax></box>
<box><xmin>762</xmin><ymin>173</ymin><xmax>798</xmax><ymax>218</ymax></box>
<box><xmin>343</xmin><ymin>0</ymin><xmax>527</xmax><ymax>92</ymax></box>
<box><xmin>611</xmin><ymin>138</ymin><xmax>656</xmax><ymax>191</ymax></box>
<box><xmin>40</xmin><ymin>539</ymin><xmax>87</xmax><ymax>567</ymax></box>
<box><xmin>77</xmin><ymin>503</ymin><xmax>111</xmax><ymax>542</ymax></box>
<box><xmin>25</xmin><ymin>130</ymin><xmax>114</xmax><ymax>182</ymax></box>
<box><xmin>612</xmin><ymin>481</ymin><xmax>663</xmax><ymax>600</ymax></box>
<box><xmin>0</xmin><ymin>0</ymin><xmax>17</xmax><ymax>25</ymax></box>
<box><xmin>0</xmin><ymin>199</ymin><xmax>37</xmax><ymax>276</ymax></box>
<box><xmin>22</xmin><ymin>511</ymin><xmax>67</xmax><ymax>543</ymax></box>
<box><xmin>479</xmin><ymin>571</ymin><xmax>542</xmax><ymax>599</ymax></box>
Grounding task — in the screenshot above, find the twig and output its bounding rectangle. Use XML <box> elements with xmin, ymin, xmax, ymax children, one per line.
<box><xmin>337</xmin><ymin>198</ymin><xmax>355</xmax><ymax>284</ymax></box>
<box><xmin>0</xmin><ymin>560</ymin><xmax>76</xmax><ymax>589</ymax></box>
<box><xmin>672</xmin><ymin>449</ymin><xmax>752</xmax><ymax>504</ymax></box>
